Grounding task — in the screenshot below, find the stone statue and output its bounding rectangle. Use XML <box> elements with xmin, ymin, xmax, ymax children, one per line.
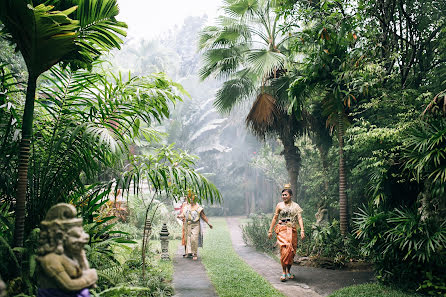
<box><xmin>37</xmin><ymin>203</ymin><xmax>97</xmax><ymax>297</ymax></box>
<box><xmin>0</xmin><ymin>275</ymin><xmax>6</xmax><ymax>297</ymax></box>
<box><xmin>315</xmin><ymin>206</ymin><xmax>329</xmax><ymax>227</ymax></box>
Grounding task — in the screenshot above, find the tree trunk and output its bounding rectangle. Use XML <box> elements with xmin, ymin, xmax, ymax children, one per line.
<box><xmin>280</xmin><ymin>134</ymin><xmax>301</xmax><ymax>201</ymax></box>
<box><xmin>13</xmin><ymin>73</ymin><xmax>37</xmax><ymax>248</ymax></box>
<box><xmin>250</xmin><ymin>191</ymin><xmax>255</xmax><ymax>214</ymax></box>
<box><xmin>338</xmin><ymin>112</ymin><xmax>348</xmax><ymax>236</ymax></box>
<box><xmin>316</xmin><ymin>145</ymin><xmax>330</xmax><ymax>194</ymax></box>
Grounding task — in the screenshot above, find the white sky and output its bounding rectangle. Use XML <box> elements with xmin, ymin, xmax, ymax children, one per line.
<box><xmin>117</xmin><ymin>0</ymin><xmax>222</xmax><ymax>40</ymax></box>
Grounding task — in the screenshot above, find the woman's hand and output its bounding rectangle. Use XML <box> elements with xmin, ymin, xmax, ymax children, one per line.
<box><xmin>300</xmin><ymin>230</ymin><xmax>305</xmax><ymax>240</ymax></box>
<box><xmin>267</xmin><ymin>231</ymin><xmax>273</xmax><ymax>239</ymax></box>
<box><xmin>208</xmin><ymin>224</ymin><xmax>213</xmax><ymax>229</ymax></box>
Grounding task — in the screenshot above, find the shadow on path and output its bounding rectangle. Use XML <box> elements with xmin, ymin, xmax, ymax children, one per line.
<box><xmin>172</xmin><ymin>244</ymin><xmax>217</xmax><ymax>297</ymax></box>
<box><xmin>227</xmin><ymin>217</ymin><xmax>376</xmax><ymax>297</ymax></box>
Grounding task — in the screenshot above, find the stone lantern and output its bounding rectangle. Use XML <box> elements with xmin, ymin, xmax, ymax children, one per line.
<box><xmin>159</xmin><ymin>223</ymin><xmax>170</xmax><ymax>260</ymax></box>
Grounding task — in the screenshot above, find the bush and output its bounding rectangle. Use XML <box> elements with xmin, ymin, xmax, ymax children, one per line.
<box><xmin>112</xmin><ymin>222</ymin><xmax>141</xmax><ymax>240</ymax></box>
<box><xmin>93</xmin><ymin>244</ymin><xmax>174</xmax><ymax>296</ymax></box>
<box><xmin>354</xmin><ymin>206</ymin><xmax>446</xmax><ymax>295</ymax></box>
<box><xmin>241</xmin><ymin>214</ymin><xmax>276</xmax><ymax>253</ymax></box>
<box><xmin>297</xmin><ymin>219</ymin><xmax>362</xmax><ymax>265</ymax></box>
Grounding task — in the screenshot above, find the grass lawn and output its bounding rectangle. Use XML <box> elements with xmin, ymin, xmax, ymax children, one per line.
<box><xmin>329</xmin><ymin>283</ymin><xmax>423</xmax><ymax>297</ymax></box>
<box><xmin>200</xmin><ymin>217</ymin><xmax>286</xmax><ymax>297</ymax></box>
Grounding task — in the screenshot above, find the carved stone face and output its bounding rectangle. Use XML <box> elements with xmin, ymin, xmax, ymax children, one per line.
<box><xmin>64</xmin><ymin>226</ymin><xmax>89</xmax><ymax>255</ymax></box>
<box><xmin>0</xmin><ymin>276</ymin><xmax>6</xmax><ymax>297</ymax></box>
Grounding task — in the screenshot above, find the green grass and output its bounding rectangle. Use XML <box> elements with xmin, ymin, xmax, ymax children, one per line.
<box><xmin>200</xmin><ymin>217</ymin><xmax>286</xmax><ymax>297</ymax></box>
<box><xmin>329</xmin><ymin>283</ymin><xmax>423</xmax><ymax>297</ymax></box>
<box><xmin>149</xmin><ymin>239</ymin><xmax>180</xmax><ymax>281</ymax></box>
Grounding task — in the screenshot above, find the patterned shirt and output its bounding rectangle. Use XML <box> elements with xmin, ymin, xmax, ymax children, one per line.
<box><xmin>277</xmin><ymin>201</ymin><xmax>303</xmax><ymax>227</ymax></box>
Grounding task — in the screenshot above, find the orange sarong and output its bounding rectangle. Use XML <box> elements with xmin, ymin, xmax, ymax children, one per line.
<box><xmin>275</xmin><ymin>224</ymin><xmax>298</xmax><ymax>265</ymax></box>
<box><xmin>181</xmin><ymin>218</ymin><xmax>186</xmax><ymax>246</ymax></box>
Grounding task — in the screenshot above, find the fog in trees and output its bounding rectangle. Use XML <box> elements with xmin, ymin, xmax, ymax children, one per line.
<box><xmin>106</xmin><ymin>16</ymin><xmax>281</xmax><ymax>215</ymax></box>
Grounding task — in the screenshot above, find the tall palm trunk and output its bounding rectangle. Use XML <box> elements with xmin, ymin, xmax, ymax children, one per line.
<box><xmin>338</xmin><ymin>112</ymin><xmax>348</xmax><ymax>236</ymax></box>
<box><xmin>280</xmin><ymin>133</ymin><xmax>301</xmax><ymax>201</ymax></box>
<box><xmin>13</xmin><ymin>73</ymin><xmax>37</xmax><ymax>248</ymax></box>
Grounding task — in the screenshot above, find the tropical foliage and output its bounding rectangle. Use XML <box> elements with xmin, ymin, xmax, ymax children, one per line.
<box><xmin>199</xmin><ymin>0</ymin><xmax>304</xmax><ymax>198</ymax></box>
<box><xmin>0</xmin><ymin>0</ymin><xmax>129</xmax><ymax>249</ymax></box>
<box><xmin>222</xmin><ymin>0</ymin><xmax>446</xmax><ymax>294</ymax></box>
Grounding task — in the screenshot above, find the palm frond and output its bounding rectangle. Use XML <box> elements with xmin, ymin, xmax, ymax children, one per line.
<box><xmin>199</xmin><ymin>46</ymin><xmax>247</xmax><ymax>80</ymax></box>
<box><xmin>0</xmin><ymin>2</ymin><xmax>79</xmax><ymax>74</ymax></box>
<box><xmin>246</xmin><ymin>49</ymin><xmax>286</xmax><ymax>78</ymax></box>
<box><xmin>71</xmin><ymin>0</ymin><xmax>127</xmax><ymax>68</ymax></box>
<box><xmin>214</xmin><ymin>72</ymin><xmax>256</xmax><ymax>112</ymax></box>
<box><xmin>246</xmin><ymin>93</ymin><xmax>278</xmax><ymax>137</ymax></box>
<box><xmin>199</xmin><ymin>20</ymin><xmax>250</xmax><ymax>50</ymax></box>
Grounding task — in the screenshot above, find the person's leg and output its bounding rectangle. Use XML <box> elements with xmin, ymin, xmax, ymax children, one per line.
<box><xmin>280</xmin><ymin>246</ymin><xmax>287</xmax><ymax>281</ymax></box>
<box><xmin>182</xmin><ymin>223</ymin><xmax>186</xmax><ymax>257</ymax></box>
<box><xmin>286</xmin><ymin>264</ymin><xmax>295</xmax><ymax>279</ymax></box>
<box><xmin>185</xmin><ymin>223</ymin><xmax>192</xmax><ymax>257</ymax></box>
<box><xmin>287</xmin><ymin>228</ymin><xmax>298</xmax><ymax>279</ymax></box>
<box><xmin>191</xmin><ymin>223</ymin><xmax>199</xmax><ymax>260</ymax></box>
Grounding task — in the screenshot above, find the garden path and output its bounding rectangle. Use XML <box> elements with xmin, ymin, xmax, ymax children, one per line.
<box><xmin>226</xmin><ymin>217</ymin><xmax>376</xmax><ymax>297</ymax></box>
<box><xmin>172</xmin><ymin>242</ymin><xmax>217</xmax><ymax>297</ymax></box>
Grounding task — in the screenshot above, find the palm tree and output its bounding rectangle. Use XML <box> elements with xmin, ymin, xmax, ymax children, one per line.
<box><xmin>199</xmin><ymin>0</ymin><xmax>303</xmax><ymax>196</ymax></box>
<box><xmin>287</xmin><ymin>9</ymin><xmax>363</xmax><ymax>235</ymax></box>
<box><xmin>0</xmin><ymin>0</ymin><xmax>127</xmax><ymax>248</ymax></box>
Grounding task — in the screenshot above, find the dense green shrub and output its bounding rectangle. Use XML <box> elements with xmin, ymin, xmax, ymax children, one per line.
<box><xmin>112</xmin><ymin>222</ymin><xmax>141</xmax><ymax>240</ymax></box>
<box><xmin>241</xmin><ymin>214</ymin><xmax>276</xmax><ymax>253</ymax></box>
<box><xmin>297</xmin><ymin>220</ymin><xmax>362</xmax><ymax>264</ymax></box>
<box><xmin>93</xmin><ymin>245</ymin><xmax>174</xmax><ymax>296</ymax></box>
<box><xmin>354</xmin><ymin>207</ymin><xmax>446</xmax><ymax>295</ymax></box>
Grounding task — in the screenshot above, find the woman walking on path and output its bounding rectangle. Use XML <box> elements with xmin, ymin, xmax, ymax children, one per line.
<box><xmin>175</xmin><ymin>196</ymin><xmax>188</xmax><ymax>257</ymax></box>
<box><xmin>268</xmin><ymin>185</ymin><xmax>305</xmax><ymax>282</ymax></box>
<box><xmin>180</xmin><ymin>192</ymin><xmax>213</xmax><ymax>260</ymax></box>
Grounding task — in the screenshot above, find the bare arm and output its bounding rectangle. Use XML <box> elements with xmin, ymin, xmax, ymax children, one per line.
<box><xmin>200</xmin><ymin>211</ymin><xmax>213</xmax><ymax>229</ymax></box>
<box><xmin>298</xmin><ymin>215</ymin><xmax>305</xmax><ymax>239</ymax></box>
<box><xmin>268</xmin><ymin>204</ymin><xmax>280</xmax><ymax>239</ymax></box>
<box><xmin>177</xmin><ymin>203</ymin><xmax>186</xmax><ymax>219</ymax></box>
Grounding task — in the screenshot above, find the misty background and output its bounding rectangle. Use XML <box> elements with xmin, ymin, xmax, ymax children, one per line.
<box><xmin>106</xmin><ymin>3</ymin><xmax>286</xmax><ymax>215</ymax></box>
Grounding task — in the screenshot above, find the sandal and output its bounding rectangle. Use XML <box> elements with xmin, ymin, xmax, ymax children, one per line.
<box><xmin>286</xmin><ymin>273</ymin><xmax>295</xmax><ymax>280</ymax></box>
<box><xmin>192</xmin><ymin>254</ymin><xmax>198</xmax><ymax>260</ymax></box>
<box><xmin>280</xmin><ymin>274</ymin><xmax>287</xmax><ymax>282</ymax></box>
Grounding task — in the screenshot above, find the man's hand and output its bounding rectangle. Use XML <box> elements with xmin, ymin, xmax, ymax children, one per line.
<box><xmin>268</xmin><ymin>231</ymin><xmax>273</xmax><ymax>239</ymax></box>
<box><xmin>300</xmin><ymin>230</ymin><xmax>305</xmax><ymax>240</ymax></box>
